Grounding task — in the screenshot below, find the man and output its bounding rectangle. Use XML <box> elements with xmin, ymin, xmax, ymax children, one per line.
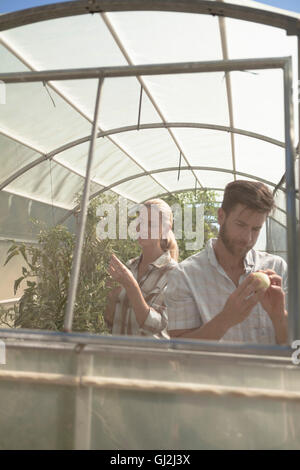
<box><xmin>166</xmin><ymin>180</ymin><xmax>288</xmax><ymax>344</ymax></box>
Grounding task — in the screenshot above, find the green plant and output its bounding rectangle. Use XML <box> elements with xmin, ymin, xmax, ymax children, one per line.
<box><xmin>161</xmin><ymin>189</ymin><xmax>219</xmax><ymax>261</ymax></box>
<box><xmin>1</xmin><ymin>195</ymin><xmax>140</xmax><ymax>333</ymax></box>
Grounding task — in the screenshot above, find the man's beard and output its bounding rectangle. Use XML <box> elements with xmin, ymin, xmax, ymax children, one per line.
<box><xmin>219</xmin><ymin>221</ymin><xmax>252</xmax><ymax>257</ymax></box>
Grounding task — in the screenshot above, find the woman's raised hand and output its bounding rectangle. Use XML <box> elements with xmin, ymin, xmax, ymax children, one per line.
<box><xmin>108</xmin><ymin>254</ymin><xmax>136</xmax><ymax>288</ymax></box>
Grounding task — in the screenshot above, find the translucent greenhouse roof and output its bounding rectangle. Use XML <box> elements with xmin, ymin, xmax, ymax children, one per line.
<box><xmin>0</xmin><ymin>0</ymin><xmax>299</xmax><ymax>217</ymax></box>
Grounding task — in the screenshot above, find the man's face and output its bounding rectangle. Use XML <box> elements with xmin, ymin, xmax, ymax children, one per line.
<box><xmin>218</xmin><ymin>203</ymin><xmax>267</xmax><ymax>257</ymax></box>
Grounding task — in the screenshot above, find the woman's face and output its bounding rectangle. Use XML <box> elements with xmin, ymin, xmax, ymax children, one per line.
<box><xmin>137</xmin><ymin>206</ymin><xmax>170</xmax><ymax>248</ymax></box>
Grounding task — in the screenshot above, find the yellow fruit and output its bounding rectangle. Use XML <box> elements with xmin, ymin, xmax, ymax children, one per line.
<box><xmin>252</xmin><ymin>272</ymin><xmax>271</xmax><ymax>290</ymax></box>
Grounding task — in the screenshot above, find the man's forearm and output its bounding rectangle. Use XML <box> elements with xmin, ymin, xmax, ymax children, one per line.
<box><xmin>169</xmin><ymin>311</ymin><xmax>232</xmax><ymax>340</ymax></box>
<box><xmin>272</xmin><ymin>310</ymin><xmax>288</xmax><ymax>345</ymax></box>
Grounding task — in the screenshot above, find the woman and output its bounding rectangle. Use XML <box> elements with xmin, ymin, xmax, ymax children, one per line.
<box><xmin>104</xmin><ymin>199</ymin><xmax>178</xmax><ymax>338</ymax></box>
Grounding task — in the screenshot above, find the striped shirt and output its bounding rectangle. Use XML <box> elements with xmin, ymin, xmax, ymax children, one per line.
<box><xmin>165</xmin><ymin>238</ymin><xmax>288</xmax><ymax>344</ymax></box>
<box><xmin>112</xmin><ymin>251</ymin><xmax>177</xmax><ymax>338</ymax></box>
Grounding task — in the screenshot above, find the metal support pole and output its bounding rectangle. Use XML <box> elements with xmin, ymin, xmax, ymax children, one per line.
<box><xmin>0</xmin><ymin>57</ymin><xmax>290</xmax><ymax>84</ymax></box>
<box><xmin>74</xmin><ymin>351</ymin><xmax>93</xmax><ymax>450</ymax></box>
<box><xmin>64</xmin><ymin>78</ymin><xmax>104</xmax><ymax>332</ymax></box>
<box><xmin>298</xmin><ymin>35</ymin><xmax>300</xmax><ymax>241</ymax></box>
<box><xmin>137</xmin><ymin>85</ymin><xmax>143</xmax><ymax>130</ymax></box>
<box><xmin>283</xmin><ymin>58</ymin><xmax>300</xmax><ymax>342</ymax></box>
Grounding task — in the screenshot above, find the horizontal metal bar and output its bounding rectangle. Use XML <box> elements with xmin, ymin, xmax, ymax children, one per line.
<box><xmin>0</xmin><ymin>327</ymin><xmax>292</xmax><ymax>358</ymax></box>
<box><xmin>0</xmin><ymin>57</ymin><xmax>290</xmax><ymax>84</ymax></box>
<box><xmin>3</xmin><ymin>339</ymin><xmax>293</xmax><ymax>369</ymax></box>
<box><xmin>0</xmin><ymin>0</ymin><xmax>299</xmax><ymax>34</ymax></box>
<box><xmin>1</xmin><ymin>369</ymin><xmax>299</xmax><ymax>401</ymax></box>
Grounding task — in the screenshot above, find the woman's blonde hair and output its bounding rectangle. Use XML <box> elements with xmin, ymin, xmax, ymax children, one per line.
<box><xmin>143</xmin><ymin>198</ymin><xmax>179</xmax><ymax>261</ymax></box>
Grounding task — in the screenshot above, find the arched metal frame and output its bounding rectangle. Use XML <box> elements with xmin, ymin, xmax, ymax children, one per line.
<box><xmin>57</xmin><ymin>166</ymin><xmax>284</xmax><ymax>224</ymax></box>
<box><xmin>0</xmin><ymin>121</ymin><xmax>287</xmax><ymax>192</ymax></box>
<box><xmin>0</xmin><ymin>1</ymin><xmax>299</xmax><ymax>340</ymax></box>
<box><xmin>0</xmin><ymin>1</ymin><xmax>300</xmax><ymax>34</ymax></box>
<box><xmin>0</xmin><ymin>122</ymin><xmax>295</xmax><ymax>224</ymax></box>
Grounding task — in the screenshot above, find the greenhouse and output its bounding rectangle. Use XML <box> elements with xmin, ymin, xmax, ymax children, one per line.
<box><xmin>0</xmin><ymin>0</ymin><xmax>300</xmax><ymax>450</ymax></box>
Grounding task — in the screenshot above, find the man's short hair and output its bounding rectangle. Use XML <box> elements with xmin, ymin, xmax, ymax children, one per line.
<box><xmin>221</xmin><ymin>180</ymin><xmax>275</xmax><ymax>215</ymax></box>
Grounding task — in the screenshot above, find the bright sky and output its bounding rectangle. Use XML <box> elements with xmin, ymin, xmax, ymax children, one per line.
<box><xmin>257</xmin><ymin>0</ymin><xmax>300</xmax><ymax>11</ymax></box>
<box><xmin>0</xmin><ymin>0</ymin><xmax>71</xmax><ymax>14</ymax></box>
<box><xmin>1</xmin><ymin>0</ymin><xmax>300</xmax><ymax>14</ymax></box>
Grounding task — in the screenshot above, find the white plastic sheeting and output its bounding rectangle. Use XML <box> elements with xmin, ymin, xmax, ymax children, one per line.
<box><xmin>0</xmin><ymin>0</ymin><xmax>298</xmax><ymax>221</ymax></box>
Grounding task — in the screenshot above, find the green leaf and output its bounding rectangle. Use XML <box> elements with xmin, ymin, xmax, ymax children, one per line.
<box><xmin>22</xmin><ymin>267</ymin><xmax>28</xmax><ymax>276</ymax></box>
<box><xmin>26</xmin><ymin>281</ymin><xmax>36</xmax><ymax>288</ymax></box>
<box><xmin>14</xmin><ymin>276</ymin><xmax>24</xmax><ymax>295</ymax></box>
<box><xmin>7</xmin><ymin>243</ymin><xmax>18</xmax><ymax>254</ymax></box>
<box><xmin>31</xmin><ymin>251</ymin><xmax>39</xmax><ymax>267</ymax></box>
<box><xmin>4</xmin><ymin>250</ymin><xmax>19</xmax><ymax>266</ymax></box>
<box><xmin>19</xmin><ymin>245</ymin><xmax>28</xmax><ymax>263</ymax></box>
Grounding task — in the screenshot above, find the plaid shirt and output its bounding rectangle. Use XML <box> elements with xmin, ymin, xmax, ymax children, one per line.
<box><xmin>166</xmin><ymin>238</ymin><xmax>288</xmax><ymax>344</ymax></box>
<box><xmin>112</xmin><ymin>251</ymin><xmax>177</xmax><ymax>338</ymax></box>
